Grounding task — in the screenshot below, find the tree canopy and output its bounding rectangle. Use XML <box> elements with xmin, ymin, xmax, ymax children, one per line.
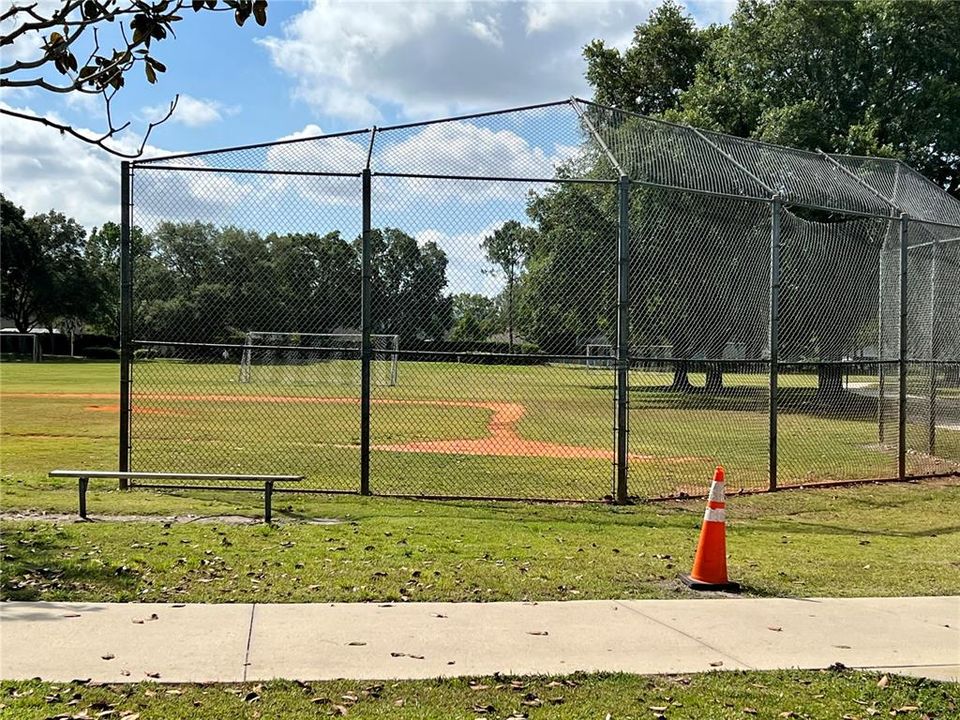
<box><xmin>584</xmin><ymin>0</ymin><xmax>960</xmax><ymax>197</ymax></box>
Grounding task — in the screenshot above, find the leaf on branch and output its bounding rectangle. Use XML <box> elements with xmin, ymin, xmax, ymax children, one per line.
<box><xmin>253</xmin><ymin>0</ymin><xmax>267</xmax><ymax>26</ymax></box>
<box><xmin>192</xmin><ymin>0</ymin><xmax>204</xmax><ymax>10</ymax></box>
<box><xmin>145</xmin><ymin>63</ymin><xmax>156</xmax><ymax>84</ymax></box>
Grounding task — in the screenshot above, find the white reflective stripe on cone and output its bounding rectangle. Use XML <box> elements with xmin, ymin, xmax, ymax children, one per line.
<box><xmin>703</xmin><ymin>507</ymin><xmax>726</xmax><ymax>523</ymax></box>
<box><xmin>707</xmin><ymin>482</ymin><xmax>725</xmax><ymax>503</ymax></box>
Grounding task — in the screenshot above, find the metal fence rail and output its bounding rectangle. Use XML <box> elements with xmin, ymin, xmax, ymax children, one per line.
<box><xmin>120</xmin><ymin>98</ymin><xmax>960</xmax><ymax>502</ymax></box>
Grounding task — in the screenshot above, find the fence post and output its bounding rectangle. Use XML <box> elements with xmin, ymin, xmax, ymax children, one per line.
<box><xmin>927</xmin><ymin>236</ymin><xmax>938</xmax><ymax>455</ymax></box>
<box><xmin>613</xmin><ymin>174</ymin><xmax>630</xmax><ymax>504</ymax></box>
<box><xmin>119</xmin><ymin>161</ymin><xmax>132</xmax><ymax>488</ymax></box>
<box><xmin>877</xmin><ymin>238</ymin><xmax>886</xmax><ymax>446</ymax></box>
<box><xmin>768</xmin><ymin>196</ymin><xmax>781</xmax><ymax>491</ymax></box>
<box><xmin>360</xmin><ymin>168</ymin><xmax>372</xmax><ymax>495</ymax></box>
<box><xmin>897</xmin><ymin>214</ymin><xmax>909</xmax><ymax>480</ymax></box>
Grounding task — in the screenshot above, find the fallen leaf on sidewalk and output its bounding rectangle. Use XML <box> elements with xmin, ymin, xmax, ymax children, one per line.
<box><xmin>346</xmin><ymin>642</ymin><xmax>366</xmax><ymax>646</ymax></box>
<box><xmin>709</xmin><ymin>661</ymin><xmax>723</xmax><ymax>667</ymax></box>
<box><xmin>100</xmin><ymin>654</ymin><xmax>114</xmax><ymax>661</ymax></box>
<box><xmin>526</xmin><ymin>631</ymin><xmax>548</xmax><ymax>636</ymax></box>
<box><xmin>63</xmin><ymin>613</ymin><xmax>81</xmax><ymax>618</ymax></box>
<box><xmin>767</xmin><ymin>626</ymin><xmax>782</xmax><ymax>632</ymax></box>
<box><xmin>145</xmin><ymin>672</ymin><xmax>160</xmax><ymax>679</ymax></box>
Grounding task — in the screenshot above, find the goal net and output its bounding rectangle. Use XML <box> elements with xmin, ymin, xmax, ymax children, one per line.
<box><xmin>585</xmin><ymin>343</ymin><xmax>613</xmax><ymax>368</ymax></box>
<box><xmin>238</xmin><ymin>332</ymin><xmax>399</xmax><ymax>386</ymax></box>
<box><xmin>0</xmin><ymin>333</ymin><xmax>41</xmax><ymax>361</ymax></box>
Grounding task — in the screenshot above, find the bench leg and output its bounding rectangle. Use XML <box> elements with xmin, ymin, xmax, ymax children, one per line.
<box><xmin>79</xmin><ymin>477</ymin><xmax>88</xmax><ymax>519</ymax></box>
<box><xmin>264</xmin><ymin>481</ymin><xmax>273</xmax><ymax>524</ymax></box>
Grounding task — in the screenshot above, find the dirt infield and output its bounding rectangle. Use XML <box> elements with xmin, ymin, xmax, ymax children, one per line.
<box><xmin>5</xmin><ymin>392</ymin><xmax>691</xmax><ymax>462</ymax></box>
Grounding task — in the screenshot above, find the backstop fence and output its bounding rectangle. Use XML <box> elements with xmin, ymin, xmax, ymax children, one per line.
<box><xmin>120</xmin><ymin>98</ymin><xmax>960</xmax><ymax>501</ymax></box>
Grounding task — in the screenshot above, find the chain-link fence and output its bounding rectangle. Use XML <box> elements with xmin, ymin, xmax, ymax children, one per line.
<box><xmin>119</xmin><ymin>98</ymin><xmax>960</xmax><ymax>501</ymax></box>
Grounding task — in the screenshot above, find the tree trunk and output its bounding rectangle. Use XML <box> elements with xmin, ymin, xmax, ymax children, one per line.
<box><xmin>671</xmin><ymin>360</ymin><xmax>693</xmax><ymax>391</ymax></box>
<box><xmin>817</xmin><ymin>364</ymin><xmax>844</xmax><ymax>400</ymax></box>
<box><xmin>706</xmin><ymin>363</ymin><xmax>723</xmax><ymax>393</ymax></box>
<box><xmin>507</xmin><ymin>276</ymin><xmax>514</xmax><ymax>352</ymax></box>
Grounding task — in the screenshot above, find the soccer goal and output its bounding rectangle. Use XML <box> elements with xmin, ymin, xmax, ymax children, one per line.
<box><xmin>585</xmin><ymin>343</ymin><xmax>614</xmax><ymax>369</ymax></box>
<box><xmin>0</xmin><ymin>333</ymin><xmax>41</xmax><ymax>361</ymax></box>
<box><xmin>238</xmin><ymin>331</ymin><xmax>399</xmax><ymax>386</ymax></box>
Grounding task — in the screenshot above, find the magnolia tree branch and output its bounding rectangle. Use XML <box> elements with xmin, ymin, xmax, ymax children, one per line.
<box><xmin>0</xmin><ymin>0</ymin><xmax>267</xmax><ymax>158</ymax></box>
<box><xmin>1</xmin><ymin>96</ymin><xmax>178</xmax><ymax>158</ymax></box>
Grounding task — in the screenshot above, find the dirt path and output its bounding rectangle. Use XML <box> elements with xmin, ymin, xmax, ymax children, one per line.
<box><xmin>4</xmin><ymin>391</ymin><xmax>693</xmax><ymax>462</ymax></box>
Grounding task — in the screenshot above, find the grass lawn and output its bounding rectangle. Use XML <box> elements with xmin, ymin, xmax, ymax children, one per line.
<box><xmin>2</xmin><ymin>670</ymin><xmax>957</xmax><ymax>719</ymax></box>
<box><xmin>2</xmin><ymin>359</ymin><xmax>960</xmax><ymax>603</ymax></box>
<box><xmin>3</xmin><ymin>479</ymin><xmax>959</xmax><ymax>602</ymax></box>
<box><xmin>2</xmin><ymin>360</ymin><xmax>957</xmax><ymax>501</ymax></box>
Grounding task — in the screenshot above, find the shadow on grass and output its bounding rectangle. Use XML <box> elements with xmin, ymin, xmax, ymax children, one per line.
<box><xmin>614</xmin><ymin>385</ymin><xmax>881</xmax><ymax>421</ymax></box>
<box><xmin>0</xmin><ymin>524</ymin><xmax>140</xmax><ymax>602</ymax></box>
<box><xmin>759</xmin><ymin>520</ymin><xmax>960</xmax><ymax>539</ymax></box>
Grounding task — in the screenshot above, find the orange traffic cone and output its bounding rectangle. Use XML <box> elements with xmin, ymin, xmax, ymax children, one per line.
<box><xmin>680</xmin><ymin>466</ymin><xmax>740</xmax><ymax>592</ymax></box>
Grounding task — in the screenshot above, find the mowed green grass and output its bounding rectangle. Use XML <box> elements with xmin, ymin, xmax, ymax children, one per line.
<box><xmin>2</xmin><ymin>360</ymin><xmax>956</xmax><ymax>500</ymax></box>
<box><xmin>2</xmin><ymin>360</ymin><xmax>960</xmax><ymax>603</ymax></box>
<box><xmin>3</xmin><ymin>670</ymin><xmax>957</xmax><ymax>720</ymax></box>
<box><xmin>2</xmin><ymin>479</ymin><xmax>959</xmax><ymax>603</ymax></box>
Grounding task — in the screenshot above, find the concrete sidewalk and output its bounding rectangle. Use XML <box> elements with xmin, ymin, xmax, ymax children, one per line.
<box><xmin>1</xmin><ymin>597</ymin><xmax>957</xmax><ymax>684</ymax></box>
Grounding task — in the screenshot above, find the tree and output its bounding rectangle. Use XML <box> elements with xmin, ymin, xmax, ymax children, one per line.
<box><xmin>449</xmin><ymin>293</ymin><xmax>500</xmax><ymax>343</ymax></box>
<box><xmin>675</xmin><ymin>0</ymin><xmax>960</xmax><ymax>197</ymax></box>
<box><xmin>1</xmin><ymin>195</ymin><xmax>44</xmax><ymax>332</ymax></box>
<box><xmin>583</xmin><ymin>0</ymin><xmax>709</xmax><ymax>115</ymax></box>
<box><xmin>361</xmin><ymin>228</ymin><xmax>451</xmax><ymax>343</ymax></box>
<box><xmin>521</xmin><ymin>182</ymin><xmax>618</xmax><ymax>355</ymax></box>
<box><xmin>0</xmin><ymin>198</ymin><xmax>106</xmax><ymax>333</ymax></box>
<box><xmin>85</xmin><ymin>220</ymin><xmax>149</xmax><ymax>334</ymax></box>
<box><xmin>29</xmin><ymin>209</ymin><xmax>103</xmax><ymax>332</ymax></box>
<box><xmin>270</xmin><ymin>231</ymin><xmax>359</xmax><ymax>335</ymax></box>
<box><xmin>581</xmin><ymin>0</ymin><xmax>960</xmax><ymax>396</ymax></box>
<box><xmin>481</xmin><ymin>220</ymin><xmax>535</xmax><ymax>351</ymax></box>
<box><xmin>1</xmin><ymin>0</ymin><xmax>268</xmax><ymax>157</ymax></box>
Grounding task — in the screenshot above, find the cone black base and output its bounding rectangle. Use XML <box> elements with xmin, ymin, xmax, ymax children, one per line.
<box><xmin>680</xmin><ymin>574</ymin><xmax>741</xmax><ymax>592</ymax></box>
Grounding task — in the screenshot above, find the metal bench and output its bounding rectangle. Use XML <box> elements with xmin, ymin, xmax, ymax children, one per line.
<box><xmin>48</xmin><ymin>470</ymin><xmax>304</xmax><ymax>523</ymax></box>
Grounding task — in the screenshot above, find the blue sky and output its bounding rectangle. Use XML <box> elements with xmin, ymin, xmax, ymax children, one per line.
<box><xmin>1</xmin><ymin>0</ymin><xmax>735</xmax><ymax>295</ymax></box>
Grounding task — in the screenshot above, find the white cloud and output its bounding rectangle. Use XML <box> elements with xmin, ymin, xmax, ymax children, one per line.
<box><xmin>0</xmin><ymin>105</ymin><xmax>125</xmax><ymax>228</ymax></box>
<box><xmin>0</xmin><ymin>104</ymin><xmax>249</xmax><ymax>230</ymax></box>
<box><xmin>416</xmin><ymin>223</ymin><xmax>511</xmax><ymax>296</ymax></box>
<box><xmin>142</xmin><ymin>94</ymin><xmax>239</xmax><ymax>128</ymax></box>
<box><xmin>258</xmin><ymin>0</ymin><xmax>660</xmax><ymax>123</ymax></box>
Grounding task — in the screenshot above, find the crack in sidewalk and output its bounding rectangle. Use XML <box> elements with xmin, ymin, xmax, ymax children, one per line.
<box><xmin>242</xmin><ymin>604</ymin><xmax>257</xmax><ymax>682</ymax></box>
<box><xmin>614</xmin><ymin>600</ymin><xmax>755</xmax><ymax>670</ymax></box>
